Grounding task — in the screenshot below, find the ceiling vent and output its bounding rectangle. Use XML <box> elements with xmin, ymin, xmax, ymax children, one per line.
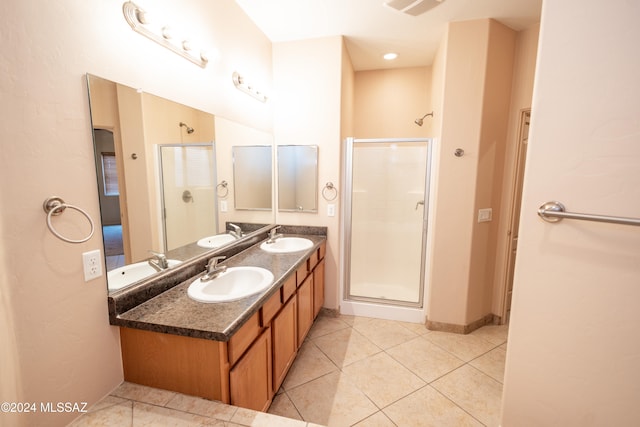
<box><xmin>384</xmin><ymin>0</ymin><xmax>445</xmax><ymax>16</ymax></box>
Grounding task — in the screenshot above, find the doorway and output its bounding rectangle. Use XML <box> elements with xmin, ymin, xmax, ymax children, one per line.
<box><xmin>341</xmin><ymin>138</ymin><xmax>432</xmax><ymax>323</ymax></box>
<box><xmin>502</xmin><ymin>109</ymin><xmax>530</xmax><ymax>322</ymax></box>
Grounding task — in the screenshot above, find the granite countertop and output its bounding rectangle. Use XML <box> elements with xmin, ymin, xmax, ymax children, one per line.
<box><xmin>111</xmin><ymin>234</ymin><xmax>326</xmax><ymax>342</ymax></box>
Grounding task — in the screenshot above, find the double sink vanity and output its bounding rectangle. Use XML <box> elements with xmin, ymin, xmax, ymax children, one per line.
<box><xmin>108</xmin><ymin>225</ymin><xmax>327</xmax><ymax>412</ymax></box>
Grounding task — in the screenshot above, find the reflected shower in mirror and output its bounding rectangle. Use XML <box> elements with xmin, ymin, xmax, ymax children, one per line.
<box><xmin>278</xmin><ymin>145</ymin><xmax>318</xmax><ymax>212</ymax></box>
<box><xmin>159</xmin><ymin>143</ymin><xmax>217</xmax><ymax>251</ymax></box>
<box><xmin>233</xmin><ymin>145</ymin><xmax>273</xmax><ymax>210</ymax></box>
<box><xmin>86</xmin><ymin>74</ymin><xmax>275</xmax><ymax>293</ymax></box>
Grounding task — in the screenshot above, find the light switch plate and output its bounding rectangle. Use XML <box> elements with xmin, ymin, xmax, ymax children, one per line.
<box><xmin>327</xmin><ymin>204</ymin><xmax>336</xmax><ymax>217</ymax></box>
<box><xmin>478</xmin><ymin>208</ymin><xmax>492</xmax><ymax>223</ymax></box>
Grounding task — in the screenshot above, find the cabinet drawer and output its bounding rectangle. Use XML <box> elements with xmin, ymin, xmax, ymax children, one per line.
<box><xmin>228</xmin><ymin>312</ymin><xmax>261</xmax><ymax>366</ymax></box>
<box><xmin>282</xmin><ymin>274</ymin><xmax>297</xmax><ymax>303</ymax></box>
<box><xmin>318</xmin><ymin>241</ymin><xmax>326</xmax><ymax>260</ymax></box>
<box><xmin>296</xmin><ymin>262</ymin><xmax>309</xmax><ymax>287</ymax></box>
<box><xmin>261</xmin><ymin>290</ymin><xmax>282</xmax><ymax>326</ymax></box>
<box><xmin>308</xmin><ymin>249</ymin><xmax>319</xmax><ymax>271</ymax></box>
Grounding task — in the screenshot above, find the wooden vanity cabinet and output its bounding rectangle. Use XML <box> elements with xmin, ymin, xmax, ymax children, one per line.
<box><xmin>297</xmin><ymin>274</ymin><xmax>314</xmax><ymax>344</ymax></box>
<box><xmin>271</xmin><ymin>292</ymin><xmax>297</xmax><ymax>391</ymax></box>
<box><xmin>230</xmin><ymin>326</ymin><xmax>272</xmax><ymax>411</ymax></box>
<box><xmin>313</xmin><ymin>258</ymin><xmax>325</xmax><ymax>318</ymax></box>
<box><xmin>119</xmin><ymin>240</ymin><xmax>326</xmax><ymax>413</ymax></box>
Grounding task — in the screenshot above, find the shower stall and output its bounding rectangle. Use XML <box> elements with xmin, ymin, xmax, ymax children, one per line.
<box><xmin>341</xmin><ymin>138</ymin><xmax>432</xmax><ymax>323</ymax></box>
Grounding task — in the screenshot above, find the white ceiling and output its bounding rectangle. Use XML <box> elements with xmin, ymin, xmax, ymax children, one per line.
<box><xmin>234</xmin><ymin>0</ymin><xmax>542</xmax><ymax>71</ymax></box>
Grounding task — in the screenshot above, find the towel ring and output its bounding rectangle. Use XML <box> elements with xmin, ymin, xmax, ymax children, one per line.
<box><xmin>322</xmin><ymin>182</ymin><xmax>338</xmax><ymax>201</ymax></box>
<box><xmin>43</xmin><ymin>197</ymin><xmax>95</xmax><ymax>244</ymax></box>
<box><xmin>217</xmin><ymin>180</ymin><xmax>229</xmax><ymax>198</ymax></box>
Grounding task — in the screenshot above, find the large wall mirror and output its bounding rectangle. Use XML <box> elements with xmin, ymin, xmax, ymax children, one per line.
<box><xmin>277</xmin><ymin>145</ymin><xmax>319</xmax><ymax>212</ymax></box>
<box><xmin>86</xmin><ymin>74</ymin><xmax>275</xmax><ymax>293</ymax></box>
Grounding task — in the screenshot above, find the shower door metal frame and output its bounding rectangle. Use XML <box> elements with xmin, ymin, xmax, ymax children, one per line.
<box><xmin>342</xmin><ymin>137</ymin><xmax>433</xmax><ymax>309</ymax></box>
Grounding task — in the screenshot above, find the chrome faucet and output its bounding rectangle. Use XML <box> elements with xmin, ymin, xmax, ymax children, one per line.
<box><xmin>148</xmin><ymin>250</ymin><xmax>169</xmax><ymax>272</ymax></box>
<box><xmin>266</xmin><ymin>226</ymin><xmax>283</xmax><ymax>244</ymax></box>
<box><xmin>201</xmin><ymin>256</ymin><xmax>227</xmax><ymax>282</ymax></box>
<box><xmin>228</xmin><ymin>223</ymin><xmax>243</xmax><ymax>239</ymax></box>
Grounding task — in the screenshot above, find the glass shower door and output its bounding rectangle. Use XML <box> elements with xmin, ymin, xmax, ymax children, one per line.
<box><xmin>344</xmin><ymin>138</ymin><xmax>430</xmax><ymax>307</ymax></box>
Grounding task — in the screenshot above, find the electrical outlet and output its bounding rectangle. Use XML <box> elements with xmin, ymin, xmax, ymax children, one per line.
<box><xmin>82</xmin><ymin>249</ymin><xmax>103</xmax><ymax>282</ymax></box>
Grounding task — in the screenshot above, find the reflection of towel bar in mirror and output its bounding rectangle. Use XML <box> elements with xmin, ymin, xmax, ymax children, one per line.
<box><xmin>217</xmin><ymin>181</ymin><xmax>229</xmax><ymax>198</ymax></box>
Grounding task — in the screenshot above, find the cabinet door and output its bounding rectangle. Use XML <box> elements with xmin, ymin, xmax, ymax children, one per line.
<box><xmin>230</xmin><ymin>327</ymin><xmax>272</xmax><ymax>411</ymax></box>
<box><xmin>313</xmin><ymin>258</ymin><xmax>325</xmax><ymax>319</ymax></box>
<box><xmin>297</xmin><ymin>275</ymin><xmax>314</xmax><ymax>345</ymax></box>
<box><xmin>272</xmin><ymin>295</ymin><xmax>297</xmax><ymax>392</ymax></box>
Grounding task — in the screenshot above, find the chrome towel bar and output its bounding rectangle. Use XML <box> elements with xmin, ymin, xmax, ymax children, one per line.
<box><xmin>538</xmin><ymin>201</ymin><xmax>640</xmax><ymax>227</ymax></box>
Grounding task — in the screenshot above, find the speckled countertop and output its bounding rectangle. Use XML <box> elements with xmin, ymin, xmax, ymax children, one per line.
<box><xmin>110</xmin><ymin>233</ymin><xmax>326</xmax><ymax>342</ymax></box>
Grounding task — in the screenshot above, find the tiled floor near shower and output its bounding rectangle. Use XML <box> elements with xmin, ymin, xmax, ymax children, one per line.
<box><xmin>71</xmin><ymin>314</ymin><xmax>508</xmax><ymax>427</ymax></box>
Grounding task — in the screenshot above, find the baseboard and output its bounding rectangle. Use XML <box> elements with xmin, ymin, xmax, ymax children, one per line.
<box><xmin>426</xmin><ymin>313</ymin><xmax>500</xmax><ymax>335</ymax></box>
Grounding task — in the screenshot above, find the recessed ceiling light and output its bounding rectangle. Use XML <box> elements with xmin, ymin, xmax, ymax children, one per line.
<box><xmin>383</xmin><ymin>52</ymin><xmax>398</xmax><ymax>60</ymax></box>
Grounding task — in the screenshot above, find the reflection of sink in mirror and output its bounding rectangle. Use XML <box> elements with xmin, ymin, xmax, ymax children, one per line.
<box><xmin>187</xmin><ymin>266</ymin><xmax>274</xmax><ymax>303</ymax></box>
<box><xmin>108</xmin><ymin>260</ymin><xmax>182</xmax><ymax>291</ymax></box>
<box><xmin>260</xmin><ymin>237</ymin><xmax>313</xmax><ymax>253</ymax></box>
<box><xmin>197</xmin><ymin>233</ymin><xmax>237</xmax><ymax>249</ymax></box>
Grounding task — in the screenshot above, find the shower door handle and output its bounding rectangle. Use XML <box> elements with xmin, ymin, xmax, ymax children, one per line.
<box><xmin>415</xmin><ymin>200</ymin><xmax>424</xmax><ymax>210</ymax></box>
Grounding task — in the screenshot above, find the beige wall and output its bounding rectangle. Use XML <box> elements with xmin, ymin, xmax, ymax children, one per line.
<box><xmin>467</xmin><ymin>20</ymin><xmax>516</xmax><ymax>322</ymax></box>
<box><xmin>501</xmin><ymin>0</ymin><xmax>640</xmax><ymax>424</ymax></box>
<box><xmin>272</xmin><ymin>36</ymin><xmax>344</xmax><ymax>309</ymax></box>
<box><xmin>427</xmin><ymin>19</ymin><xmax>516</xmax><ymax>327</ymax></box>
<box><xmin>353</xmin><ymin>67</ymin><xmax>432</xmax><ymax>138</ymax></box>
<box><xmin>0</xmin><ymin>1</ymin><xmax>272</xmax><ymax>426</ymax></box>
<box><xmin>492</xmin><ymin>23</ymin><xmax>540</xmax><ymax>317</ymax></box>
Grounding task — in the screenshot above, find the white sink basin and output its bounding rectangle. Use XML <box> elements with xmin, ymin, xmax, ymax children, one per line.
<box><xmin>108</xmin><ymin>260</ymin><xmax>182</xmax><ymax>291</ymax></box>
<box><xmin>260</xmin><ymin>237</ymin><xmax>313</xmax><ymax>253</ymax></box>
<box><xmin>187</xmin><ymin>266</ymin><xmax>274</xmax><ymax>303</ymax></box>
<box><xmin>197</xmin><ymin>233</ymin><xmax>237</xmax><ymax>249</ymax></box>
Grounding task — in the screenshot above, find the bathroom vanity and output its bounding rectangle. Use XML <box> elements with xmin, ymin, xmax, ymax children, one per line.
<box><xmin>108</xmin><ymin>228</ymin><xmax>326</xmax><ymax>412</ymax></box>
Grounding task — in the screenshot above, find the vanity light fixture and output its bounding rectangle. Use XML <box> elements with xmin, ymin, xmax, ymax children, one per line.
<box><xmin>122</xmin><ymin>1</ymin><xmax>209</xmax><ymax>68</ymax></box>
<box><xmin>232</xmin><ymin>72</ymin><xmax>268</xmax><ymax>103</ymax></box>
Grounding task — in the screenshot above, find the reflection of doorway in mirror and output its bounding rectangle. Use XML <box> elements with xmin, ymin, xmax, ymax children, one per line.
<box><xmin>159</xmin><ymin>143</ymin><xmax>218</xmax><ymax>251</ymax></box>
<box><xmin>93</xmin><ymin>129</ymin><xmax>125</xmax><ymax>270</ymax></box>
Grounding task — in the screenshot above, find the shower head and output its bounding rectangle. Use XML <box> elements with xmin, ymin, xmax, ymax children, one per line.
<box><xmin>179</xmin><ymin>122</ymin><xmax>195</xmax><ymax>134</ymax></box>
<box><xmin>414</xmin><ymin>112</ymin><xmax>434</xmax><ymax>126</ymax></box>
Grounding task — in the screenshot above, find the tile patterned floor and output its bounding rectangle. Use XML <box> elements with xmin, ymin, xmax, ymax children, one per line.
<box><xmin>70</xmin><ymin>314</ymin><xmax>508</xmax><ymax>427</ymax></box>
